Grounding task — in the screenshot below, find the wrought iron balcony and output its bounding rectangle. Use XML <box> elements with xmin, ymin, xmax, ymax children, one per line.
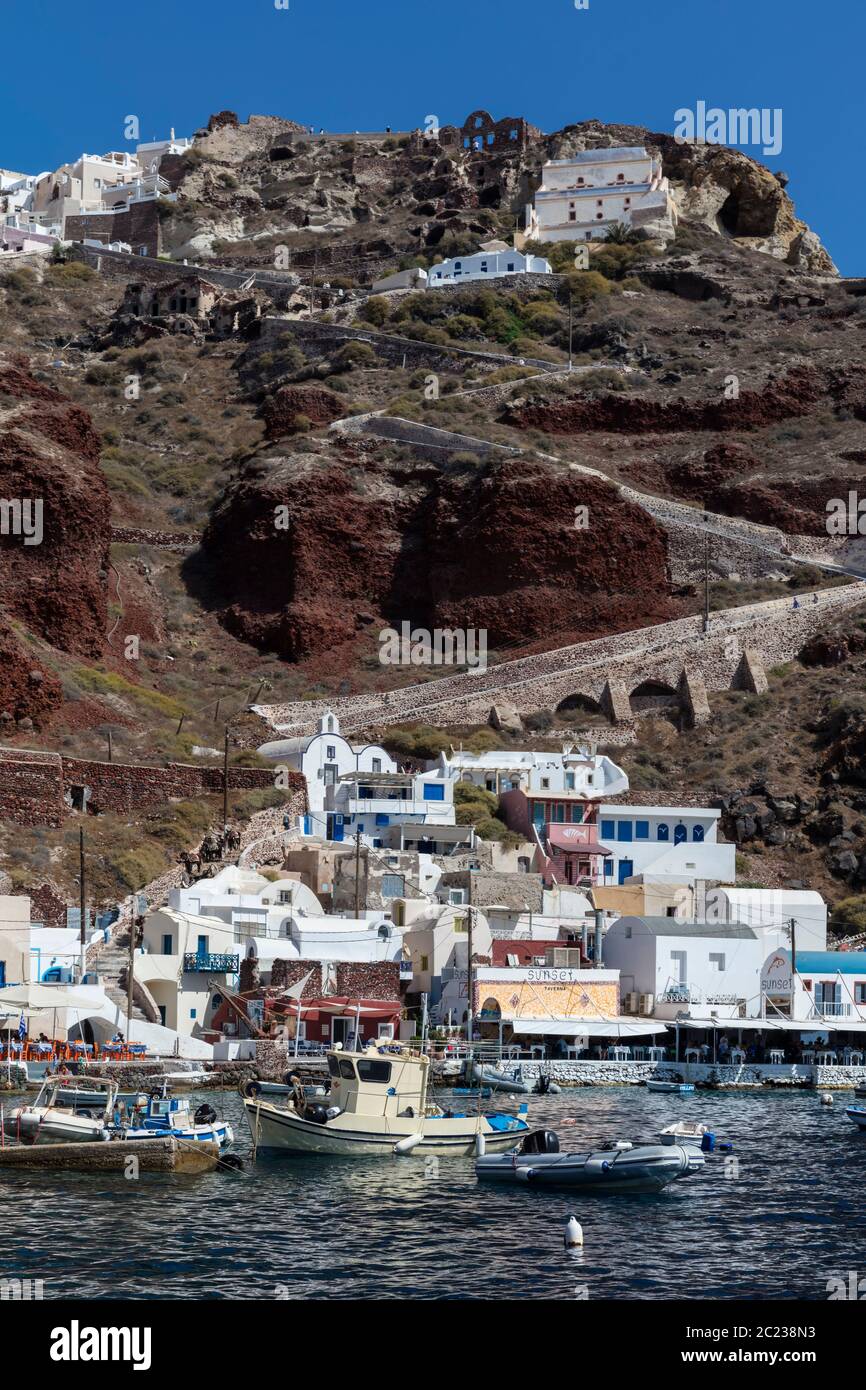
<box><xmin>183</xmin><ymin>952</ymin><xmax>239</xmax><ymax>973</ymax></box>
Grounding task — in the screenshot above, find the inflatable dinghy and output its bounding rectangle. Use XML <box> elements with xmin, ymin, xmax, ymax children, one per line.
<box><xmin>476</xmin><ymin>1129</ymin><xmax>705</xmax><ymax>1193</ymax></box>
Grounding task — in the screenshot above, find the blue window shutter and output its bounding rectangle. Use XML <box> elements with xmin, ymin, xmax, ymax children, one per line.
<box><xmin>423</xmin><ymin>783</ymin><xmax>445</xmax><ymax>801</ymax></box>
<box><xmin>600</xmin><ymin>819</ymin><xmax>615</xmax><ymax>840</ymax></box>
<box><xmin>617</xmin><ymin>821</ymin><xmax>633</xmax><ymax>842</ymax></box>
<box><xmin>375</xmin><ymin>813</ymin><xmax>390</xmax><ymax>826</ymax></box>
<box><xmin>635</xmin><ymin>820</ymin><xmax>649</xmax><ymax>840</ymax></box>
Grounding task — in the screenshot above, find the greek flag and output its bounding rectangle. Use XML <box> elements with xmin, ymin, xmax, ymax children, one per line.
<box><xmin>18</xmin><ymin>1013</ymin><xmax>26</xmax><ymax>1040</ymax></box>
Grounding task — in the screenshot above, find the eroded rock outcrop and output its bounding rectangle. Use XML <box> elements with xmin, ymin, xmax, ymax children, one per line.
<box><xmin>198</xmin><ymin>443</ymin><xmax>677</xmax><ymax>663</ymax></box>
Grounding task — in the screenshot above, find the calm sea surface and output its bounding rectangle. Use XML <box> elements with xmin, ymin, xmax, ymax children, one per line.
<box><xmin>1</xmin><ymin>1086</ymin><xmax>865</xmax><ymax>1301</ymax></box>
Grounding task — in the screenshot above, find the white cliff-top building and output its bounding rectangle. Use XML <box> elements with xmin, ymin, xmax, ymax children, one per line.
<box><xmin>428</xmin><ymin>245</ymin><xmax>552</xmax><ymax>287</ymax></box>
<box><xmin>526</xmin><ymin>146</ymin><xmax>677</xmax><ymax>244</ymax></box>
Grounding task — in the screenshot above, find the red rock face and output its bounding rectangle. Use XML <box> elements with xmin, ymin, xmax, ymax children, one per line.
<box><xmin>0</xmin><ymin>355</ymin><xmax>110</xmax><ymax>726</ymax></box>
<box><xmin>0</xmin><ymin>618</ymin><xmax>63</xmax><ymax>726</ymax></box>
<box><xmin>262</xmin><ymin>386</ymin><xmax>345</xmax><ymax>439</ymax></box>
<box><xmin>201</xmin><ymin>447</ymin><xmax>676</xmax><ymax>662</ymax></box>
<box><xmin>503</xmin><ymin>367</ymin><xmax>823</xmax><ymax>436</ymax></box>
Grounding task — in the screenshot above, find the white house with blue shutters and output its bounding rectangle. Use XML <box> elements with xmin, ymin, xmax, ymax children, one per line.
<box><xmin>596</xmin><ymin>805</ymin><xmax>736</xmax><ymax>886</ymax></box>
<box><xmin>258</xmin><ymin>711</ymin><xmax>457</xmax><ymax>848</ymax></box>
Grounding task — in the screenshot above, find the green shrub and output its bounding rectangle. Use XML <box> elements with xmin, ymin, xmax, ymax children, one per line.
<box><xmin>359</xmin><ymin>296</ymin><xmax>390</xmax><ymax>327</ymax></box>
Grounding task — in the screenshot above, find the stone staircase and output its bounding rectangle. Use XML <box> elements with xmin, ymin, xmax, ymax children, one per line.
<box><xmin>88</xmin><ymin>925</ymin><xmax>149</xmax><ymax>1023</ymax></box>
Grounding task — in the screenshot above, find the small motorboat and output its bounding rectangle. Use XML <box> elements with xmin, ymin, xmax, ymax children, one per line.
<box><xmin>6</xmin><ymin>1078</ymin><xmax>115</xmax><ymax>1144</ymax></box>
<box><xmin>476</xmin><ymin>1129</ymin><xmax>705</xmax><ymax>1193</ymax></box>
<box><xmin>845</xmin><ymin>1106</ymin><xmax>866</xmax><ymax>1131</ymax></box>
<box><xmin>855</xmin><ymin>1086</ymin><xmax>866</xmax><ymax>1100</ymax></box>
<box><xmin>470</xmin><ymin>1062</ymin><xmax>529</xmax><ymax>1095</ymax></box>
<box><xmin>117</xmin><ymin>1095</ymin><xmax>233</xmax><ymax>1148</ymax></box>
<box><xmin>659</xmin><ymin>1121</ymin><xmax>733</xmax><ymax>1152</ymax></box>
<box><xmin>647</xmin><ymin>1081</ymin><xmax>695</xmax><ymax>1095</ymax></box>
<box><xmin>55</xmin><ymin>1086</ymin><xmax>147</xmax><ymax>1111</ymax></box>
<box><xmin>453</xmin><ymin>1086</ymin><xmax>493</xmax><ymax>1099</ymax></box>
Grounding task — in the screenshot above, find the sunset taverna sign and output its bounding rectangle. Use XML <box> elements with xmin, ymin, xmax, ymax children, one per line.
<box><xmin>761</xmin><ymin>950</ymin><xmax>793</xmax><ymax>996</ymax></box>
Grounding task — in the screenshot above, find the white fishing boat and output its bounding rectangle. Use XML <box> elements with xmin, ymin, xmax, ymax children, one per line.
<box><xmin>647</xmin><ymin>1081</ymin><xmax>695</xmax><ymax>1095</ymax></box>
<box><xmin>244</xmin><ymin>1044</ymin><xmax>530</xmax><ymax>1157</ymax></box>
<box><xmin>6</xmin><ymin>1078</ymin><xmax>113</xmax><ymax>1144</ymax></box>
<box><xmin>845</xmin><ymin>1106</ymin><xmax>866</xmax><ymax>1131</ymax></box>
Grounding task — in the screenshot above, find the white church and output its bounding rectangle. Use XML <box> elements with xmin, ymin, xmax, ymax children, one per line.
<box><xmin>525</xmin><ymin>146</ymin><xmax>677</xmax><ymax>244</ymax></box>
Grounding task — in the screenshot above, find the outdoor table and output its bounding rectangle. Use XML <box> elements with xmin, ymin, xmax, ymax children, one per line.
<box><xmin>685</xmin><ymin>1047</ymin><xmax>701</xmax><ymax>1063</ymax></box>
<box><xmin>769</xmin><ymin>1049</ymin><xmax>785</xmax><ymax>1065</ymax></box>
<box><xmin>566</xmin><ymin>1046</ymin><xmax>583</xmax><ymax>1059</ymax></box>
<box><xmin>730</xmin><ymin>1049</ymin><xmax>746</xmax><ymax>1064</ymax></box>
<box><xmin>608</xmin><ymin>1045</ymin><xmax>631</xmax><ymax>1061</ymax></box>
<box><xmin>530</xmin><ymin>1045</ymin><xmax>545</xmax><ymax>1059</ymax></box>
<box><xmin>647</xmin><ymin>1046</ymin><xmax>666</xmax><ymax>1062</ymax></box>
<box><xmin>632</xmin><ymin>1046</ymin><xmax>647</xmax><ymax>1061</ymax></box>
<box><xmin>844</xmin><ymin>1049</ymin><xmax>864</xmax><ymax>1066</ymax></box>
<box><xmin>128</xmin><ymin>1044</ymin><xmax>147</xmax><ymax>1056</ymax></box>
<box><xmin>817</xmin><ymin>1050</ymin><xmax>838</xmax><ymax>1065</ymax></box>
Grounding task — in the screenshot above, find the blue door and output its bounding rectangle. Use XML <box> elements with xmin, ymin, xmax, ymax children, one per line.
<box><xmin>0</xmin><ymin>961</ymin><xmax>5</xmax><ymax>987</ymax></box>
<box><xmin>618</xmin><ymin>859</ymin><xmax>634</xmax><ymax>885</ymax></box>
<box><xmin>197</xmin><ymin>935</ymin><xmax>208</xmax><ymax>956</ymax></box>
<box><xmin>328</xmin><ymin>814</ymin><xmax>345</xmax><ymax>842</ymax></box>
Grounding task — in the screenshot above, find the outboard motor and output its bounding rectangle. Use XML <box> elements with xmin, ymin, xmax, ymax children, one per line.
<box><xmin>304</xmin><ymin>1103</ymin><xmax>329</xmax><ymax>1125</ymax></box>
<box><xmin>534</xmin><ymin>1074</ymin><xmax>551</xmax><ymax>1096</ymax></box>
<box><xmin>194</xmin><ymin>1103</ymin><xmax>217</xmax><ymax>1126</ymax></box>
<box><xmin>521</xmin><ymin>1128</ymin><xmax>560</xmax><ymax>1155</ymax></box>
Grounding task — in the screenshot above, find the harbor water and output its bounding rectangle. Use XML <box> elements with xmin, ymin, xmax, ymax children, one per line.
<box><xmin>1</xmin><ymin>1085</ymin><xmax>864</xmax><ymax>1300</ymax></box>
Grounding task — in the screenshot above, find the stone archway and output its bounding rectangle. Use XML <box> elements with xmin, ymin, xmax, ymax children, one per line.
<box><xmin>629</xmin><ymin>679</ymin><xmax>680</xmax><ymax>717</ymax></box>
<box><xmin>555</xmin><ymin>692</ymin><xmax>607</xmax><ymax>725</ymax></box>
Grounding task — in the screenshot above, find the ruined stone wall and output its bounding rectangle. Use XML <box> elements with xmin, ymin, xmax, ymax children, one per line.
<box><xmin>438</xmin><ymin>870</ymin><xmax>544</xmax><ymax>912</ymax></box>
<box><xmin>60</xmin><ymin>756</ymin><xmax>290</xmax><ymax>815</ymax></box>
<box><xmin>71</xmin><ymin>244</ymin><xmax>298</xmax><ymax>307</ymax></box>
<box><xmin>65</xmin><ymin>202</ymin><xmax>162</xmax><ymax>259</ymax></box>
<box><xmin>260</xmin><ymin>316</ymin><xmax>560</xmax><ymax>374</ymax></box>
<box><xmin>0</xmin><ymin>749</ymin><xmax>64</xmax><ymax>827</ymax></box>
<box><xmin>0</xmin><ymin>747</ymin><xmax>304</xmax><ymax>826</ymax></box>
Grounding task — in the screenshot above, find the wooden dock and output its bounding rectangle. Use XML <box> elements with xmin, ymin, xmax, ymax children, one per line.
<box><xmin>0</xmin><ymin>1136</ymin><xmax>220</xmax><ymax>1174</ymax></box>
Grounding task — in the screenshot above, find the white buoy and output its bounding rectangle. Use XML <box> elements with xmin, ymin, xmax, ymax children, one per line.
<box><xmin>821</xmin><ymin>1093</ymin><xmax>834</xmax><ymax>1106</ymax></box>
<box><xmin>475</xmin><ymin>1132</ymin><xmax>486</xmax><ymax>1157</ymax></box>
<box><xmin>564</xmin><ymin>1216</ymin><xmax>584</xmax><ymax>1248</ymax></box>
<box><xmin>394</xmin><ymin>1132</ymin><xmax>425</xmax><ymax>1154</ymax></box>
<box><xmin>515</xmin><ymin>1165</ymin><xmax>534</xmax><ymax>1182</ymax></box>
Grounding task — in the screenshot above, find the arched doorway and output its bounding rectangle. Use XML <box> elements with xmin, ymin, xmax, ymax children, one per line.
<box><xmin>629</xmin><ymin>680</ymin><xmax>679</xmax><ymax>717</ymax></box>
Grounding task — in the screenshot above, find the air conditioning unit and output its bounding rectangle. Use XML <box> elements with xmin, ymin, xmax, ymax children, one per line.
<box><xmin>639</xmin><ymin>993</ymin><xmax>655</xmax><ymax>1016</ymax></box>
<box><xmin>624</xmin><ymin>992</ymin><xmax>640</xmax><ymax>1014</ymax></box>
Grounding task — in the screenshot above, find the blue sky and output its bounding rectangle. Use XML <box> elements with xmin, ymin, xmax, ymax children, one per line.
<box><xmin>2</xmin><ymin>0</ymin><xmax>863</xmax><ymax>272</ymax></box>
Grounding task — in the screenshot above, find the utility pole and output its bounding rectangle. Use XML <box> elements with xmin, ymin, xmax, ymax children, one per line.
<box><xmin>126</xmin><ymin>909</ymin><xmax>136</xmax><ymax>1046</ymax></box>
<box><xmin>222</xmin><ymin>728</ymin><xmax>230</xmax><ymax>828</ymax></box>
<box><xmin>309</xmin><ymin>250</ymin><xmax>318</xmax><ymax>316</ymax></box>
<box><xmin>107</xmin><ymin>729</ymin><xmax>113</xmax><ymax>763</ymax></box>
<box><xmin>702</xmin><ymin>535</ymin><xmax>710</xmax><ymax>633</ymax></box>
<box><xmin>466</xmin><ymin>873</ymin><xmax>474</xmax><ymax>1054</ymax></box>
<box><xmin>568</xmin><ymin>292</ymin><xmax>574</xmax><ymax>372</ymax></box>
<box><xmin>78</xmin><ymin>827</ymin><xmax>87</xmax><ymax>982</ymax></box>
<box><xmin>353</xmin><ymin>829</ymin><xmax>362</xmax><ymax>918</ymax></box>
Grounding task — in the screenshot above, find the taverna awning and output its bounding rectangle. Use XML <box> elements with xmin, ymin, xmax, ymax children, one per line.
<box><xmin>675</xmin><ymin>1016</ymin><xmax>866</xmax><ymax>1033</ymax></box>
<box><xmin>505</xmin><ymin>1018</ymin><xmax>669</xmax><ymax>1038</ymax></box>
<box><xmin>546</xmin><ymin>825</ymin><xmax>612</xmax><ymax>855</ymax></box>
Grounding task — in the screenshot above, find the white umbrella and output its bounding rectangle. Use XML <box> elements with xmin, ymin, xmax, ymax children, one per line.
<box><xmin>0</xmin><ymin>984</ymin><xmax>96</xmax><ymax>1011</ymax></box>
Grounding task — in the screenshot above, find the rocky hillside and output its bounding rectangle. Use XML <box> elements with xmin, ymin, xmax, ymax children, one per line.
<box><xmin>158</xmin><ymin>111</ymin><xmax>835</xmax><ymax>276</ymax></box>
<box><xmin>0</xmin><ymin>352</ymin><xmax>110</xmax><ymax>727</ymax></box>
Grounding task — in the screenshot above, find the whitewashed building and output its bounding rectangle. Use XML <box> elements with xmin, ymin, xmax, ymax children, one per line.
<box><xmin>603</xmin><ymin>916</ymin><xmax>764</xmax><ymax>1018</ymax></box>
<box><xmin>259</xmin><ymin>710</ymin><xmax>457</xmax><ymax>847</ymax></box>
<box><xmin>526</xmin><ymin>146</ymin><xmax>677</xmax><ymax>243</ymax></box>
<box><xmin>428</xmin><ymin>246</ymin><xmax>551</xmax><ymax>287</ymax></box>
<box><xmin>595</xmin><ymin>804</ymin><xmax>736</xmax><ymax>886</ymax></box>
<box><xmin>430</xmin><ymin>745</ymin><xmax>629</xmax><ymax>799</ymax></box>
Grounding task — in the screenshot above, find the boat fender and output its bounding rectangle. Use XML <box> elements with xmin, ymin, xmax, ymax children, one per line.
<box><xmin>515</xmin><ymin>1165</ymin><xmax>534</xmax><ymax>1182</ymax></box>
<box><xmin>547</xmin><ymin>1083</ymin><xmax>561</xmax><ymax>1095</ymax></box>
<box><xmin>218</xmin><ymin>1153</ymin><xmax>244</xmax><ymax>1172</ymax></box>
<box><xmin>241</xmin><ymin>1080</ymin><xmax>261</xmax><ymax>1099</ymax></box>
<box><xmin>475</xmin><ymin>1132</ymin><xmax>486</xmax><ymax>1157</ymax></box>
<box><xmin>394</xmin><ymin>1132</ymin><xmax>425</xmax><ymax>1155</ymax></box>
<box><xmin>325</xmin><ymin>1106</ymin><xmax>342</xmax><ymax>1119</ymax></box>
<box><xmin>821</xmin><ymin>1093</ymin><xmax>834</xmax><ymax>1106</ymax></box>
<box><xmin>564</xmin><ymin>1217</ymin><xmax>584</xmax><ymax>1249</ymax></box>
<box><xmin>700</xmin><ymin>1131</ymin><xmax>716</xmax><ymax>1153</ymax></box>
<box><xmin>194</xmin><ymin>1104</ymin><xmax>217</xmax><ymax>1126</ymax></box>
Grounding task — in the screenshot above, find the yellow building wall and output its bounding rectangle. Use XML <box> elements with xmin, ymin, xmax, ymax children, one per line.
<box><xmin>478</xmin><ymin>978</ymin><xmax>618</xmax><ymax>1020</ymax></box>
